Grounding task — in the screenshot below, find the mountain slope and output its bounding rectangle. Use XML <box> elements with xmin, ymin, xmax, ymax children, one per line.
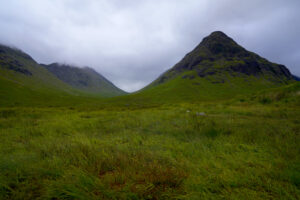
<box><xmin>293</xmin><ymin>75</ymin><xmax>300</xmax><ymax>81</ymax></box>
<box><xmin>0</xmin><ymin>44</ymin><xmax>119</xmax><ymax>106</ymax></box>
<box><xmin>0</xmin><ymin>44</ymin><xmax>86</xmax><ymax>106</ymax></box>
<box><xmin>138</xmin><ymin>31</ymin><xmax>294</xmax><ymax>102</ymax></box>
<box><xmin>42</xmin><ymin>63</ymin><xmax>126</xmax><ymax>97</ymax></box>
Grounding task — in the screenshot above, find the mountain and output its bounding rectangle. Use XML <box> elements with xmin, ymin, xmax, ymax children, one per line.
<box><xmin>138</xmin><ymin>31</ymin><xmax>294</xmax><ymax>101</ymax></box>
<box><xmin>0</xmin><ymin>44</ymin><xmax>124</xmax><ymax>106</ymax></box>
<box><xmin>0</xmin><ymin>44</ymin><xmax>83</xmax><ymax>106</ymax></box>
<box><xmin>0</xmin><ymin>31</ymin><xmax>296</xmax><ymax>106</ymax></box>
<box><xmin>42</xmin><ymin>63</ymin><xmax>126</xmax><ymax>97</ymax></box>
<box><xmin>293</xmin><ymin>75</ymin><xmax>300</xmax><ymax>81</ymax></box>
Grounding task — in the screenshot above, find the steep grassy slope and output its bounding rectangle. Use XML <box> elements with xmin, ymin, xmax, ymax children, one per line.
<box><xmin>0</xmin><ymin>45</ymin><xmax>70</xmax><ymax>90</ymax></box>
<box><xmin>0</xmin><ymin>44</ymin><xmax>88</xmax><ymax>106</ymax></box>
<box><xmin>138</xmin><ymin>31</ymin><xmax>294</xmax><ymax>102</ymax></box>
<box><xmin>0</xmin><ymin>44</ymin><xmax>125</xmax><ymax>107</ymax></box>
<box><xmin>42</xmin><ymin>63</ymin><xmax>126</xmax><ymax>97</ymax></box>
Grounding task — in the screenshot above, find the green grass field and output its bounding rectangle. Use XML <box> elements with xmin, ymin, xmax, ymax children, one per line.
<box><xmin>0</xmin><ymin>83</ymin><xmax>299</xmax><ymax>199</ymax></box>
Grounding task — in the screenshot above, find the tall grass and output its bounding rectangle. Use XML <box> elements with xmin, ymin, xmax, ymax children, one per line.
<box><xmin>0</xmin><ymin>98</ymin><xmax>299</xmax><ymax>199</ymax></box>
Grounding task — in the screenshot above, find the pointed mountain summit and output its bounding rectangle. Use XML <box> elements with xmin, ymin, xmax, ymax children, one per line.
<box><xmin>199</xmin><ymin>31</ymin><xmax>243</xmax><ymax>55</ymax></box>
<box><xmin>154</xmin><ymin>31</ymin><xmax>292</xmax><ymax>84</ymax></box>
<box><xmin>140</xmin><ymin>31</ymin><xmax>294</xmax><ymax>101</ymax></box>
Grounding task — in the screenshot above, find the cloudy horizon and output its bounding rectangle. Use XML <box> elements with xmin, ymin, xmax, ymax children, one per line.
<box><xmin>0</xmin><ymin>0</ymin><xmax>299</xmax><ymax>92</ymax></box>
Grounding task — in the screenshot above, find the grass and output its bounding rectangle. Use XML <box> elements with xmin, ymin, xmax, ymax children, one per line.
<box><xmin>0</xmin><ymin>83</ymin><xmax>299</xmax><ymax>199</ymax></box>
<box><xmin>136</xmin><ymin>69</ymin><xmax>293</xmax><ymax>105</ymax></box>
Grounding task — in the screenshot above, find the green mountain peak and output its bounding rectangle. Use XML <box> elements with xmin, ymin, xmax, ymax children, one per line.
<box><xmin>151</xmin><ymin>31</ymin><xmax>293</xmax><ymax>86</ymax></box>
<box><xmin>138</xmin><ymin>31</ymin><xmax>295</xmax><ymax>102</ymax></box>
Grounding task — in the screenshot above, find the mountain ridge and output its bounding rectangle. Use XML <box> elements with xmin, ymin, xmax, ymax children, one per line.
<box><xmin>0</xmin><ymin>44</ymin><xmax>126</xmax><ymax>106</ymax></box>
<box><xmin>293</xmin><ymin>75</ymin><xmax>300</xmax><ymax>81</ymax></box>
<box><xmin>41</xmin><ymin>63</ymin><xmax>126</xmax><ymax>97</ymax></box>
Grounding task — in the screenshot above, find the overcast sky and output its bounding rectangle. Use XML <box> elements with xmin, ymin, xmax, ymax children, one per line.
<box><xmin>0</xmin><ymin>0</ymin><xmax>299</xmax><ymax>92</ymax></box>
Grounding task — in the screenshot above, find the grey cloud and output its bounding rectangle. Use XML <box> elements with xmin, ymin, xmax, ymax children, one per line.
<box><xmin>0</xmin><ymin>0</ymin><xmax>299</xmax><ymax>92</ymax></box>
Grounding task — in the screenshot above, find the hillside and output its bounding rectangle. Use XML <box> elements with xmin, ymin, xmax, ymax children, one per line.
<box><xmin>0</xmin><ymin>44</ymin><xmax>126</xmax><ymax>106</ymax></box>
<box><xmin>293</xmin><ymin>75</ymin><xmax>300</xmax><ymax>81</ymax></box>
<box><xmin>137</xmin><ymin>31</ymin><xmax>294</xmax><ymax>102</ymax></box>
<box><xmin>42</xmin><ymin>63</ymin><xmax>126</xmax><ymax>97</ymax></box>
<box><xmin>0</xmin><ymin>44</ymin><xmax>86</xmax><ymax>106</ymax></box>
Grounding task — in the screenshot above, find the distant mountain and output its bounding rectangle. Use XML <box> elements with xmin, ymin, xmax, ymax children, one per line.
<box><xmin>0</xmin><ymin>44</ymin><xmax>124</xmax><ymax>106</ymax></box>
<box><xmin>293</xmin><ymin>75</ymin><xmax>300</xmax><ymax>81</ymax></box>
<box><xmin>139</xmin><ymin>31</ymin><xmax>294</xmax><ymax>101</ymax></box>
<box><xmin>42</xmin><ymin>63</ymin><xmax>126</xmax><ymax>97</ymax></box>
<box><xmin>0</xmin><ymin>44</ymin><xmax>83</xmax><ymax>106</ymax></box>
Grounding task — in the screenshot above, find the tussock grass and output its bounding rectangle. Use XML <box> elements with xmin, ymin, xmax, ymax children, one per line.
<box><xmin>0</xmin><ymin>83</ymin><xmax>299</xmax><ymax>199</ymax></box>
<box><xmin>0</xmin><ymin>96</ymin><xmax>299</xmax><ymax>199</ymax></box>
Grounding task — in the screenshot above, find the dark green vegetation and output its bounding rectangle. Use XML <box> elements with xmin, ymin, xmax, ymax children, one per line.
<box><xmin>0</xmin><ymin>32</ymin><xmax>299</xmax><ymax>199</ymax></box>
<box><xmin>42</xmin><ymin>63</ymin><xmax>125</xmax><ymax>97</ymax></box>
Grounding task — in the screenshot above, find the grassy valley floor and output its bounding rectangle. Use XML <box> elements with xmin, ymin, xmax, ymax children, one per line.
<box><xmin>0</xmin><ymin>91</ymin><xmax>299</xmax><ymax>199</ymax></box>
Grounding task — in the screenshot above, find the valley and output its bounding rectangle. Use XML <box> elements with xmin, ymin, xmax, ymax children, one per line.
<box><xmin>0</xmin><ymin>32</ymin><xmax>299</xmax><ymax>199</ymax></box>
